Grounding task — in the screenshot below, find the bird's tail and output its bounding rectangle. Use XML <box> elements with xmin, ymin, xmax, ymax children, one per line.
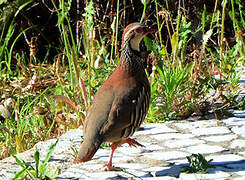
<box><xmin>74</xmin><ymin>135</ymin><xmax>103</xmax><ymax>163</ymax></box>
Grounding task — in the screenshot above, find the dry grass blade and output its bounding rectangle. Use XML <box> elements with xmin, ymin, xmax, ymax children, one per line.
<box><xmin>53</xmin><ymin>95</ymin><xmax>78</xmax><ymax>112</ymax></box>
<box><xmin>79</xmin><ymin>77</ymin><xmax>88</xmax><ymax>108</ymax></box>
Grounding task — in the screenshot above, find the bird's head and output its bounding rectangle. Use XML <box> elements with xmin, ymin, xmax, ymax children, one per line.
<box><xmin>122</xmin><ymin>23</ymin><xmax>154</xmax><ymax>52</ymax></box>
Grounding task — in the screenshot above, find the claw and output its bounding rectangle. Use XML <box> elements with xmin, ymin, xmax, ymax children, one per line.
<box><xmin>125</xmin><ymin>138</ymin><xmax>144</xmax><ymax>147</ymax></box>
<box><xmin>103</xmin><ymin>163</ymin><xmax>116</xmax><ymax>171</ymax></box>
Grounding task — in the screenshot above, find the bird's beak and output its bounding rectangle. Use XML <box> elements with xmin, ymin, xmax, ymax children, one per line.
<box><xmin>143</xmin><ymin>27</ymin><xmax>156</xmax><ymax>35</ymax></box>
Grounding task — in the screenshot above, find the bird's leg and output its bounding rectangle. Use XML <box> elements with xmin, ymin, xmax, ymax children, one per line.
<box><xmin>123</xmin><ymin>138</ymin><xmax>144</xmax><ymax>147</ymax></box>
<box><xmin>104</xmin><ymin>142</ymin><xmax>120</xmax><ymax>171</ymax></box>
<box><xmin>103</xmin><ymin>138</ymin><xmax>143</xmax><ymax>171</ymax></box>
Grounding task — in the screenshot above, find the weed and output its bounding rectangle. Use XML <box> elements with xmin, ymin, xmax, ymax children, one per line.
<box><xmin>12</xmin><ymin>139</ymin><xmax>59</xmax><ymax>179</ymax></box>
<box><xmin>155</xmin><ymin>61</ymin><xmax>194</xmax><ymax>119</ymax></box>
<box><xmin>183</xmin><ymin>153</ymin><xmax>213</xmax><ymax>174</ymax></box>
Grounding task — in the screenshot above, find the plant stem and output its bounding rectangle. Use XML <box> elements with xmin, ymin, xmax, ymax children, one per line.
<box><xmin>210</xmin><ymin>0</ymin><xmax>218</xmax><ymax>30</ymax></box>
<box><xmin>154</xmin><ymin>0</ymin><xmax>163</xmax><ymax>46</ymax></box>
<box><xmin>220</xmin><ymin>0</ymin><xmax>227</xmax><ymax>60</ymax></box>
<box><xmin>140</xmin><ymin>1</ymin><xmax>147</xmax><ymax>23</ymax></box>
<box><xmin>114</xmin><ymin>0</ymin><xmax>120</xmax><ymax>58</ymax></box>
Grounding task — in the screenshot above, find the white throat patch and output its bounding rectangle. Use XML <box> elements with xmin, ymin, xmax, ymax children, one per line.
<box><xmin>123</xmin><ymin>24</ymin><xmax>145</xmax><ymax>51</ymax></box>
<box><xmin>130</xmin><ymin>34</ymin><xmax>144</xmax><ymax>51</ymax></box>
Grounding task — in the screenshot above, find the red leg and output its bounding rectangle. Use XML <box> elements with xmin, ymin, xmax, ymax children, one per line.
<box><xmin>103</xmin><ymin>138</ymin><xmax>143</xmax><ymax>171</ymax></box>
<box><xmin>104</xmin><ymin>142</ymin><xmax>120</xmax><ymax>171</ymax></box>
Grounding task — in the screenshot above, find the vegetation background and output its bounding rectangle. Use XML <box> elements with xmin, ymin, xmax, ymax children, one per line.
<box><xmin>0</xmin><ymin>0</ymin><xmax>244</xmax><ymax>162</ymax></box>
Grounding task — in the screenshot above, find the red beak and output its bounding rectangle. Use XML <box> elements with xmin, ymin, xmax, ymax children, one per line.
<box><xmin>144</xmin><ymin>27</ymin><xmax>156</xmax><ymax>34</ymax></box>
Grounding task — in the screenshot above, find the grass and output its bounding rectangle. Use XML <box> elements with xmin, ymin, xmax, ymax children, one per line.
<box><xmin>145</xmin><ymin>0</ymin><xmax>245</xmax><ymax>122</ymax></box>
<box><xmin>0</xmin><ymin>0</ymin><xmax>244</xmax><ymax>168</ymax></box>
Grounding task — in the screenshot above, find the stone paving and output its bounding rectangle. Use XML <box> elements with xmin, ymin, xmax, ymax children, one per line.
<box><xmin>0</xmin><ymin>67</ymin><xmax>245</xmax><ymax>179</ymax></box>
<box><xmin>1</xmin><ymin>112</ymin><xmax>245</xmax><ymax>180</ymax></box>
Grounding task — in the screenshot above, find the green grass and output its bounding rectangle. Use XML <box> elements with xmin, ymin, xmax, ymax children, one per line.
<box><xmin>145</xmin><ymin>0</ymin><xmax>244</xmax><ymax>122</ymax></box>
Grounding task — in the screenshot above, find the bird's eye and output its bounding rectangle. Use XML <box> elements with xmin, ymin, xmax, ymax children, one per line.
<box><xmin>134</xmin><ymin>28</ymin><xmax>143</xmax><ymax>33</ymax></box>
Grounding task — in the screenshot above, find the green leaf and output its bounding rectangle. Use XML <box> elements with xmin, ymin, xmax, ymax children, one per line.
<box><xmin>42</xmin><ymin>139</ymin><xmax>59</xmax><ymax>165</ymax></box>
<box><xmin>34</xmin><ymin>149</ymin><xmax>40</xmax><ymax>178</ymax></box>
<box><xmin>144</xmin><ymin>36</ymin><xmax>161</xmax><ymax>56</ymax></box>
<box><xmin>13</xmin><ymin>155</ymin><xmax>33</xmax><ymax>169</ymax></box>
<box><xmin>202</xmin><ymin>4</ymin><xmax>207</xmax><ymax>35</ymax></box>
<box><xmin>14</xmin><ymin>0</ymin><xmax>34</xmax><ymax>18</ymax></box>
<box><xmin>171</xmin><ymin>32</ymin><xmax>178</xmax><ymax>53</ymax></box>
<box><xmin>141</xmin><ymin>0</ymin><xmax>150</xmax><ymax>5</ymax></box>
<box><xmin>183</xmin><ymin>153</ymin><xmax>213</xmax><ymax>174</ymax></box>
<box><xmin>0</xmin><ymin>0</ymin><xmax>7</xmax><ymax>5</ymax></box>
<box><xmin>12</xmin><ymin>155</ymin><xmax>35</xmax><ymax>179</ymax></box>
<box><xmin>12</xmin><ymin>155</ymin><xmax>25</xmax><ymax>168</ymax></box>
<box><xmin>12</xmin><ymin>166</ymin><xmax>29</xmax><ymax>180</ymax></box>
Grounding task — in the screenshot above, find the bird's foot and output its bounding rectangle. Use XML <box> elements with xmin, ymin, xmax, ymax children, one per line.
<box><xmin>103</xmin><ymin>163</ymin><xmax>122</xmax><ymax>171</ymax></box>
<box><xmin>73</xmin><ymin>158</ymin><xmax>81</xmax><ymax>164</ymax></box>
<box><xmin>124</xmin><ymin>138</ymin><xmax>144</xmax><ymax>147</ymax></box>
<box><xmin>103</xmin><ymin>163</ymin><xmax>116</xmax><ymax>171</ymax></box>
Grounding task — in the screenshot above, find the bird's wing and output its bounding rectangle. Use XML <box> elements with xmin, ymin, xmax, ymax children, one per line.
<box><xmin>75</xmin><ymin>85</ymin><xmax>115</xmax><ymax>163</ymax></box>
<box><xmin>100</xmin><ymin>80</ymin><xmax>150</xmax><ymax>141</ymax></box>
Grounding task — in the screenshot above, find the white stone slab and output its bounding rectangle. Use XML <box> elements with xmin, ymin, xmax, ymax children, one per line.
<box><xmin>164</xmin><ymin>139</ymin><xmax>204</xmax><ymax>148</ymax></box>
<box><xmin>191</xmin><ymin>127</ymin><xmax>230</xmax><ymax>136</ymax></box>
<box><xmin>115</xmin><ymin>163</ymin><xmax>148</xmax><ymax>169</ymax></box>
<box><xmin>151</xmin><ymin>133</ymin><xmax>195</xmax><ymax>141</ymax></box>
<box><xmin>98</xmin><ymin>154</ymin><xmax>135</xmax><ymax>163</ymax></box>
<box><xmin>174</xmin><ymin>120</ymin><xmax>217</xmax><ymax>130</ymax></box>
<box><xmin>120</xmin><ymin>169</ymin><xmax>152</xmax><ymax>178</ymax></box>
<box><xmin>58</xmin><ymin>167</ymin><xmax>87</xmax><ymax>179</ymax></box>
<box><xmin>117</xmin><ymin>143</ymin><xmax>163</xmax><ymax>155</ymax></box>
<box><xmin>116</xmin><ymin>145</ymin><xmax>144</xmax><ymax>155</ymax></box>
<box><xmin>182</xmin><ymin>144</ymin><xmax>225</xmax><ymax>154</ymax></box>
<box><xmin>233</xmin><ymin>177</ymin><xmax>245</xmax><ymax>180</ymax></box>
<box><xmin>232</xmin><ymin>126</ymin><xmax>245</xmax><ymax>138</ymax></box>
<box><xmin>135</xmin><ymin>123</ymin><xmax>177</xmax><ymax>135</ymax></box>
<box><xmin>81</xmin><ymin>163</ymin><xmax>104</xmax><ymax>171</ymax></box>
<box><xmin>146</xmin><ymin>144</ymin><xmax>164</xmax><ymax>151</ymax></box>
<box><xmin>222</xmin><ymin>117</ymin><xmax>245</xmax><ymax>126</ymax></box>
<box><xmin>235</xmin><ymin>170</ymin><xmax>245</xmax><ymax>176</ymax></box>
<box><xmin>238</xmin><ymin>151</ymin><xmax>245</xmax><ymax>157</ymax></box>
<box><xmin>143</xmin><ymin>151</ymin><xmax>189</xmax><ymax>161</ymax></box>
<box><xmin>230</xmin><ymin>140</ymin><xmax>245</xmax><ymax>148</ymax></box>
<box><xmin>206</xmin><ymin>154</ymin><xmax>244</xmax><ymax>165</ymax></box>
<box><xmin>179</xmin><ymin>171</ymin><xmax>230</xmax><ymax>180</ymax></box>
<box><xmin>93</xmin><ymin>147</ymin><xmax>135</xmax><ymax>163</ymax></box>
<box><xmin>143</xmin><ymin>177</ymin><xmax>177</xmax><ymax>180</ymax></box>
<box><xmin>84</xmin><ymin>172</ymin><xmax>129</xmax><ymax>179</ymax></box>
<box><xmin>167</xmin><ymin>158</ymin><xmax>189</xmax><ymax>166</ymax></box>
<box><xmin>59</xmin><ymin>128</ymin><xmax>83</xmax><ymax>140</ymax></box>
<box><xmin>201</xmin><ymin>134</ymin><xmax>237</xmax><ymax>142</ymax></box>
<box><xmin>142</xmin><ymin>166</ymin><xmax>168</xmax><ymax>172</ymax></box>
<box><xmin>0</xmin><ymin>169</ymin><xmax>16</xmax><ymax>180</ymax></box>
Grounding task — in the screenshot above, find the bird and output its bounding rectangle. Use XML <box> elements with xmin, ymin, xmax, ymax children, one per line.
<box><xmin>73</xmin><ymin>22</ymin><xmax>154</xmax><ymax>171</ymax></box>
